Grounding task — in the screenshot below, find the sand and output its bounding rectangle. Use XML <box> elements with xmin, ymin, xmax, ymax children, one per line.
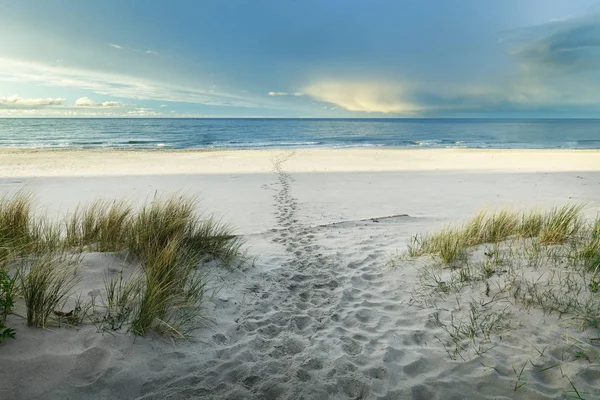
<box><xmin>0</xmin><ymin>149</ymin><xmax>599</xmax><ymax>399</ymax></box>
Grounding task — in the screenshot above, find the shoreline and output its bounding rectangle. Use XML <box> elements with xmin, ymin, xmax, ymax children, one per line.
<box><xmin>1</xmin><ymin>148</ymin><xmax>599</xmax><ymax>177</ymax></box>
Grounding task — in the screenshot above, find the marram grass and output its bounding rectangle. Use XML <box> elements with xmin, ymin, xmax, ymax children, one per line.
<box><xmin>404</xmin><ymin>203</ymin><xmax>600</xmax><ymax>395</ymax></box>
<box><xmin>409</xmin><ymin>204</ymin><xmax>587</xmax><ymax>265</ymax></box>
<box><xmin>1</xmin><ymin>192</ymin><xmax>243</xmax><ymax>337</ymax></box>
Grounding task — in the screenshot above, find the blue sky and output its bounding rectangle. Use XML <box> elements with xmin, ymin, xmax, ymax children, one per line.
<box><xmin>1</xmin><ymin>0</ymin><xmax>599</xmax><ymax>117</ymax></box>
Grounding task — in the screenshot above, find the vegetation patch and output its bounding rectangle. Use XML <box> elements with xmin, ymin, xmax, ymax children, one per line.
<box><xmin>401</xmin><ymin>204</ymin><xmax>600</xmax><ymax>396</ymax></box>
<box><xmin>0</xmin><ymin>192</ymin><xmax>244</xmax><ymax>340</ymax></box>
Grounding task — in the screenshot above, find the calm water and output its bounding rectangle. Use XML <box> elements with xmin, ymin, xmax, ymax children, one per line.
<box><xmin>0</xmin><ymin>118</ymin><xmax>599</xmax><ymax>149</ymax></box>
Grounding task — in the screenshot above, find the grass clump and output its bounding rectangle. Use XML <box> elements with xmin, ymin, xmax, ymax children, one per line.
<box><xmin>82</xmin><ymin>195</ymin><xmax>242</xmax><ymax>336</ymax></box>
<box><xmin>130</xmin><ymin>236</ymin><xmax>207</xmax><ymax>335</ymax></box>
<box><xmin>0</xmin><ymin>192</ymin><xmax>34</xmax><ymax>257</ymax></box>
<box><xmin>0</xmin><ymin>265</ymin><xmax>17</xmax><ymax>342</ymax></box>
<box><xmin>538</xmin><ymin>204</ymin><xmax>584</xmax><ymax>245</ymax></box>
<box><xmin>0</xmin><ymin>191</ymin><xmax>241</xmax><ymax>338</ymax></box>
<box><xmin>403</xmin><ymin>203</ymin><xmax>600</xmax><ymax>395</ymax></box>
<box><xmin>66</xmin><ymin>200</ymin><xmax>132</xmax><ymax>252</ymax></box>
<box><xmin>518</xmin><ymin>210</ymin><xmax>545</xmax><ymax>238</ymax></box>
<box><xmin>408</xmin><ymin>205</ymin><xmax>586</xmax><ymax>265</ymax></box>
<box><xmin>18</xmin><ymin>255</ymin><xmax>80</xmax><ymax>328</ymax></box>
<box><xmin>408</xmin><ymin>228</ymin><xmax>467</xmax><ymax>265</ymax></box>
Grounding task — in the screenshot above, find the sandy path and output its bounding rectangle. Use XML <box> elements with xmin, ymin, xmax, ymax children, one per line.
<box><xmin>138</xmin><ymin>151</ymin><xmax>370</xmax><ymax>399</ymax></box>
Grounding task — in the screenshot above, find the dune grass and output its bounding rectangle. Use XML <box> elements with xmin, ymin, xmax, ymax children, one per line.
<box><xmin>404</xmin><ymin>204</ymin><xmax>599</xmax><ymax>395</ymax></box>
<box><xmin>65</xmin><ymin>200</ymin><xmax>133</xmax><ymax>252</ymax></box>
<box><xmin>0</xmin><ymin>192</ymin><xmax>243</xmax><ymax>337</ymax></box>
<box><xmin>18</xmin><ymin>254</ymin><xmax>80</xmax><ymax>328</ymax></box>
<box><xmin>408</xmin><ymin>205</ymin><xmax>587</xmax><ymax>265</ymax></box>
<box><xmin>0</xmin><ymin>192</ymin><xmax>34</xmax><ymax>258</ymax></box>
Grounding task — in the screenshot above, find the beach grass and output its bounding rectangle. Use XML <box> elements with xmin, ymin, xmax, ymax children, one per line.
<box><xmin>65</xmin><ymin>199</ymin><xmax>133</xmax><ymax>252</ymax></box>
<box><xmin>0</xmin><ymin>192</ymin><xmax>243</xmax><ymax>337</ymax></box>
<box><xmin>403</xmin><ymin>204</ymin><xmax>600</xmax><ymax>393</ymax></box>
<box><xmin>18</xmin><ymin>254</ymin><xmax>80</xmax><ymax>328</ymax></box>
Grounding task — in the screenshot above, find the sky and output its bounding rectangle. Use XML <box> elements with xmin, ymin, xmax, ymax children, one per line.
<box><xmin>1</xmin><ymin>0</ymin><xmax>600</xmax><ymax>118</ymax></box>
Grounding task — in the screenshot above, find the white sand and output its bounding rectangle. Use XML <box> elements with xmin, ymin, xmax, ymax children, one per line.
<box><xmin>0</xmin><ymin>149</ymin><xmax>599</xmax><ymax>399</ymax></box>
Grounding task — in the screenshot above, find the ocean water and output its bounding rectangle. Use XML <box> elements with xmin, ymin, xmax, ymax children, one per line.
<box><xmin>0</xmin><ymin>118</ymin><xmax>599</xmax><ymax>150</ymax></box>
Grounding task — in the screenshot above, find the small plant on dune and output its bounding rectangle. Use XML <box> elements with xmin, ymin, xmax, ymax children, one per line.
<box><xmin>128</xmin><ymin>195</ymin><xmax>243</xmax><ymax>264</ymax></box>
<box><xmin>18</xmin><ymin>254</ymin><xmax>80</xmax><ymax>328</ymax></box>
<box><xmin>128</xmin><ymin>195</ymin><xmax>196</xmax><ymax>260</ymax></box>
<box><xmin>130</xmin><ymin>235</ymin><xmax>207</xmax><ymax>336</ymax></box>
<box><xmin>0</xmin><ymin>192</ymin><xmax>34</xmax><ymax>257</ymax></box>
<box><xmin>409</xmin><ymin>228</ymin><xmax>467</xmax><ymax>265</ymax></box>
<box><xmin>186</xmin><ymin>217</ymin><xmax>243</xmax><ymax>264</ymax></box>
<box><xmin>66</xmin><ymin>200</ymin><xmax>133</xmax><ymax>252</ymax></box>
<box><xmin>0</xmin><ymin>266</ymin><xmax>16</xmax><ymax>343</ymax></box>
<box><xmin>579</xmin><ymin>217</ymin><xmax>600</xmax><ymax>269</ymax></box>
<box><xmin>28</xmin><ymin>217</ymin><xmax>65</xmax><ymax>255</ymax></box>
<box><xmin>100</xmin><ymin>270</ymin><xmax>143</xmax><ymax>331</ymax></box>
<box><xmin>539</xmin><ymin>204</ymin><xmax>584</xmax><ymax>245</ymax></box>
<box><xmin>431</xmin><ymin>299</ymin><xmax>511</xmax><ymax>360</ymax></box>
<box><xmin>518</xmin><ymin>210</ymin><xmax>545</xmax><ymax>238</ymax></box>
<box><xmin>478</xmin><ymin>210</ymin><xmax>520</xmax><ymax>244</ymax></box>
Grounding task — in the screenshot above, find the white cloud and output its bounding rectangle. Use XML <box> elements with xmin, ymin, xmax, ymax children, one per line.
<box><xmin>304</xmin><ymin>81</ymin><xmax>421</xmax><ymax>113</ymax></box>
<box><xmin>0</xmin><ymin>95</ymin><xmax>65</xmax><ymax>109</ymax></box>
<box><xmin>268</xmin><ymin>91</ymin><xmax>303</xmax><ymax>96</ymax></box>
<box><xmin>75</xmin><ymin>97</ymin><xmax>125</xmax><ymax>107</ymax></box>
<box><xmin>110</xmin><ymin>43</ymin><xmax>123</xmax><ymax>50</ymax></box>
<box><xmin>145</xmin><ymin>50</ymin><xmax>158</xmax><ymax>55</ymax></box>
<box><xmin>0</xmin><ymin>58</ymin><xmax>259</xmax><ymax>107</ymax></box>
<box><xmin>126</xmin><ymin>107</ymin><xmax>160</xmax><ymax>116</ymax></box>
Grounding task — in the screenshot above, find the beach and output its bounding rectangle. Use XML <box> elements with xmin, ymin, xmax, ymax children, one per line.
<box><xmin>0</xmin><ymin>148</ymin><xmax>599</xmax><ymax>399</ymax></box>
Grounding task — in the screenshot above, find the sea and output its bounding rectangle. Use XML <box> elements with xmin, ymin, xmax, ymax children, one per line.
<box><xmin>0</xmin><ymin>118</ymin><xmax>599</xmax><ymax>150</ymax></box>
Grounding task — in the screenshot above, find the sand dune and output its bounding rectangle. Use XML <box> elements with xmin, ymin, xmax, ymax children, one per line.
<box><xmin>0</xmin><ymin>149</ymin><xmax>599</xmax><ymax>399</ymax></box>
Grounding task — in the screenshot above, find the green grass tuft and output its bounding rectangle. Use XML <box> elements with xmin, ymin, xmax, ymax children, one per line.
<box><xmin>539</xmin><ymin>204</ymin><xmax>584</xmax><ymax>245</ymax></box>
<box><xmin>18</xmin><ymin>254</ymin><xmax>80</xmax><ymax>328</ymax></box>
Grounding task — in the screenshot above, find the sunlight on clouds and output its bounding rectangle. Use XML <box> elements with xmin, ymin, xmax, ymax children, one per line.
<box><xmin>304</xmin><ymin>81</ymin><xmax>421</xmax><ymax>113</ymax></box>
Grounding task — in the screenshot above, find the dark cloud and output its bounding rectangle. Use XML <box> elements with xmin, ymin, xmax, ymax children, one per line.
<box><xmin>507</xmin><ymin>13</ymin><xmax>600</xmax><ymax>72</ymax></box>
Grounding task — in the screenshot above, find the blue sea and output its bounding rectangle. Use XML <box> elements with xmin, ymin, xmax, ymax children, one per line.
<box><xmin>0</xmin><ymin>118</ymin><xmax>599</xmax><ymax>150</ymax></box>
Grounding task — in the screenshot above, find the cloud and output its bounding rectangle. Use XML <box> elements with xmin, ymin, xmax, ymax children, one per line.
<box><xmin>74</xmin><ymin>97</ymin><xmax>126</xmax><ymax>107</ymax></box>
<box><xmin>126</xmin><ymin>107</ymin><xmax>160</xmax><ymax>116</ymax></box>
<box><xmin>304</xmin><ymin>81</ymin><xmax>421</xmax><ymax>113</ymax></box>
<box><xmin>145</xmin><ymin>50</ymin><xmax>158</xmax><ymax>55</ymax></box>
<box><xmin>0</xmin><ymin>95</ymin><xmax>65</xmax><ymax>109</ymax></box>
<box><xmin>268</xmin><ymin>91</ymin><xmax>303</xmax><ymax>97</ymax></box>
<box><xmin>303</xmin><ymin>14</ymin><xmax>600</xmax><ymax>116</ymax></box>
<box><xmin>0</xmin><ymin>58</ymin><xmax>261</xmax><ymax>108</ymax></box>
<box><xmin>109</xmin><ymin>43</ymin><xmax>123</xmax><ymax>50</ymax></box>
<box><xmin>506</xmin><ymin>13</ymin><xmax>600</xmax><ymax>73</ymax></box>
